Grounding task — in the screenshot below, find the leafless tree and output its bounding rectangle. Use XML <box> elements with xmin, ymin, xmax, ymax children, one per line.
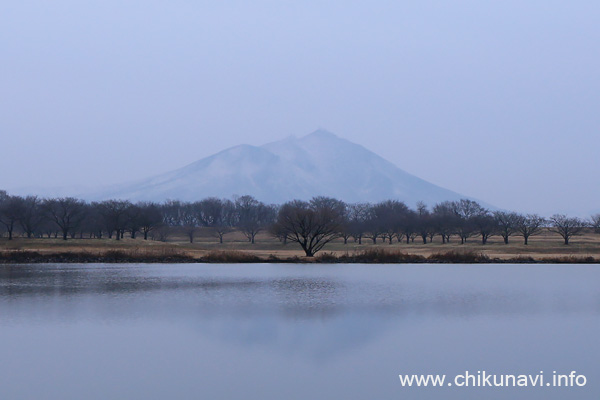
<box><xmin>271</xmin><ymin>197</ymin><xmax>345</xmax><ymax>257</ymax></box>
<box><xmin>181</xmin><ymin>202</ymin><xmax>200</xmax><ymax>243</ymax></box>
<box><xmin>137</xmin><ymin>202</ymin><xmax>163</xmax><ymax>240</ymax></box>
<box><xmin>214</xmin><ymin>199</ymin><xmax>236</xmax><ymax>244</ymax></box>
<box><xmin>0</xmin><ymin>193</ymin><xmax>25</xmax><ymax>240</ymax></box>
<box><xmin>549</xmin><ymin>214</ymin><xmax>586</xmax><ymax>245</ymax></box>
<box><xmin>590</xmin><ymin>214</ymin><xmax>600</xmax><ymax>234</ymax></box>
<box><xmin>473</xmin><ymin>213</ymin><xmax>497</xmax><ymax>245</ymax></box>
<box><xmin>42</xmin><ymin>197</ymin><xmax>86</xmax><ymax>240</ymax></box>
<box><xmin>124</xmin><ymin>204</ymin><xmax>142</xmax><ymax>239</ymax></box>
<box><xmin>370</xmin><ymin>200</ymin><xmax>408</xmax><ymax>244</ymax></box>
<box><xmin>17</xmin><ymin>196</ymin><xmax>44</xmax><ymax>238</ymax></box>
<box><xmin>235</xmin><ymin>195</ymin><xmax>276</xmax><ymax>244</ymax></box>
<box><xmin>347</xmin><ymin>203</ymin><xmax>370</xmax><ymax>245</ymax></box>
<box><xmin>515</xmin><ymin>214</ymin><xmax>545</xmax><ymax>245</ymax></box>
<box><xmin>194</xmin><ymin>197</ymin><xmax>234</xmax><ymax>243</ymax></box>
<box><xmin>432</xmin><ymin>202</ymin><xmax>458</xmax><ymax>243</ymax></box>
<box><xmin>97</xmin><ymin>200</ymin><xmax>132</xmax><ymax>240</ymax></box>
<box><xmin>416</xmin><ymin>202</ymin><xmax>434</xmax><ymax>244</ymax></box>
<box><xmin>450</xmin><ymin>199</ymin><xmax>486</xmax><ymax>244</ymax></box>
<box><xmin>494</xmin><ymin>211</ymin><xmax>520</xmax><ymax>244</ymax></box>
<box><xmin>399</xmin><ymin>210</ymin><xmax>418</xmax><ymax>244</ymax></box>
<box><xmin>152</xmin><ymin>224</ymin><xmax>171</xmax><ymax>242</ymax></box>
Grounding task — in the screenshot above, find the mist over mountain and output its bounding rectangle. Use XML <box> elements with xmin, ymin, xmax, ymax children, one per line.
<box><xmin>86</xmin><ymin>130</ymin><xmax>473</xmax><ymax>207</ymax></box>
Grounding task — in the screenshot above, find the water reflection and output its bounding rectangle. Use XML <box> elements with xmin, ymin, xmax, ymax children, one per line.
<box><xmin>0</xmin><ymin>264</ymin><xmax>598</xmax><ymax>400</ymax></box>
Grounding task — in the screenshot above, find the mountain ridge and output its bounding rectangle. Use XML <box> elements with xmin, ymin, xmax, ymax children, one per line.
<box><xmin>85</xmin><ymin>130</ymin><xmax>475</xmax><ymax>207</ymax></box>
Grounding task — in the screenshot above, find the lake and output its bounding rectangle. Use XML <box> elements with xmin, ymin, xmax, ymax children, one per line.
<box><xmin>0</xmin><ymin>263</ymin><xmax>598</xmax><ymax>399</ymax></box>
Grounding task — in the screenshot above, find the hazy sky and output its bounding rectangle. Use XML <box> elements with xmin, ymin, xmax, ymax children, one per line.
<box><xmin>1</xmin><ymin>0</ymin><xmax>598</xmax><ymax>216</ymax></box>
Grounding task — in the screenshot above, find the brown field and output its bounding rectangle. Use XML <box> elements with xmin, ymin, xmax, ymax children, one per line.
<box><xmin>0</xmin><ymin>227</ymin><xmax>599</xmax><ymax>263</ymax></box>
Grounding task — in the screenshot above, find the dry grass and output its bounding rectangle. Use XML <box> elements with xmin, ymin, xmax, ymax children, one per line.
<box><xmin>427</xmin><ymin>250</ymin><xmax>490</xmax><ymax>263</ymax></box>
<box><xmin>0</xmin><ymin>228</ymin><xmax>599</xmax><ymax>263</ymax></box>
<box><xmin>200</xmin><ymin>250</ymin><xmax>262</xmax><ymax>263</ymax></box>
<box><xmin>0</xmin><ymin>247</ymin><xmax>194</xmax><ymax>263</ymax></box>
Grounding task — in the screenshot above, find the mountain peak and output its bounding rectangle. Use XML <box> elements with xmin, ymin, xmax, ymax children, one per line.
<box><xmin>304</xmin><ymin>129</ymin><xmax>338</xmax><ymax>139</ymax></box>
<box><xmin>91</xmin><ymin>129</ymin><xmax>471</xmax><ymax>207</ymax></box>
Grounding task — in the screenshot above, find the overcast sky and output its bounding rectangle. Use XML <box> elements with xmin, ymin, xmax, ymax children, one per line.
<box><xmin>1</xmin><ymin>0</ymin><xmax>598</xmax><ymax>216</ymax></box>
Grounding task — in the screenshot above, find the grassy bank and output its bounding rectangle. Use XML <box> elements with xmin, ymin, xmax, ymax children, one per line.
<box><xmin>0</xmin><ymin>228</ymin><xmax>598</xmax><ymax>264</ymax></box>
<box><xmin>0</xmin><ymin>248</ymin><xmax>598</xmax><ymax>264</ymax></box>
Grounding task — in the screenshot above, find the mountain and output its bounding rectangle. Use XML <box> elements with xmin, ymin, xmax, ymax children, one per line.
<box><xmin>92</xmin><ymin>130</ymin><xmax>473</xmax><ymax>207</ymax></box>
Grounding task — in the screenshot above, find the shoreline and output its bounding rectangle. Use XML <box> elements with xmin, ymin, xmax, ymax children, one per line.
<box><xmin>0</xmin><ymin>249</ymin><xmax>598</xmax><ymax>265</ymax></box>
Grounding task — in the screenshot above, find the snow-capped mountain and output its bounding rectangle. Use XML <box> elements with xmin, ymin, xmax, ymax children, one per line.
<box><xmin>92</xmin><ymin>130</ymin><xmax>472</xmax><ymax>206</ymax></box>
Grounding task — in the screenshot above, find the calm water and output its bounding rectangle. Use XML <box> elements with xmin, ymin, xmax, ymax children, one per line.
<box><xmin>0</xmin><ymin>263</ymin><xmax>598</xmax><ymax>400</ymax></box>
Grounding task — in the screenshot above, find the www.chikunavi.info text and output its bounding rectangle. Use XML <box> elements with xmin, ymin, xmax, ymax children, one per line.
<box><xmin>398</xmin><ymin>371</ymin><xmax>587</xmax><ymax>387</ymax></box>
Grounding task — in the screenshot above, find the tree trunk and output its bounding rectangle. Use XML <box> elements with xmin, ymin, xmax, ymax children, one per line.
<box><xmin>503</xmin><ymin>236</ymin><xmax>509</xmax><ymax>244</ymax></box>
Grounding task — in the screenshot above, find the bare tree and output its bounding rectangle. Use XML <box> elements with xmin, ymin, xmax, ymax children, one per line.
<box><xmin>432</xmin><ymin>202</ymin><xmax>458</xmax><ymax>243</ymax></box>
<box><xmin>450</xmin><ymin>199</ymin><xmax>486</xmax><ymax>244</ymax></box>
<box><xmin>549</xmin><ymin>214</ymin><xmax>586</xmax><ymax>245</ymax></box>
<box><xmin>370</xmin><ymin>200</ymin><xmax>408</xmax><ymax>244</ymax></box>
<box><xmin>271</xmin><ymin>197</ymin><xmax>345</xmax><ymax>257</ymax></box>
<box><xmin>214</xmin><ymin>199</ymin><xmax>236</xmax><ymax>244</ymax></box>
<box><xmin>195</xmin><ymin>197</ymin><xmax>234</xmax><ymax>243</ymax></box>
<box><xmin>590</xmin><ymin>214</ymin><xmax>600</xmax><ymax>234</ymax></box>
<box><xmin>97</xmin><ymin>200</ymin><xmax>132</xmax><ymax>240</ymax></box>
<box><xmin>137</xmin><ymin>202</ymin><xmax>163</xmax><ymax>240</ymax></box>
<box><xmin>515</xmin><ymin>214</ymin><xmax>545</xmax><ymax>245</ymax></box>
<box><xmin>124</xmin><ymin>204</ymin><xmax>142</xmax><ymax>239</ymax></box>
<box><xmin>81</xmin><ymin>203</ymin><xmax>104</xmax><ymax>238</ymax></box>
<box><xmin>42</xmin><ymin>197</ymin><xmax>86</xmax><ymax>240</ymax></box>
<box><xmin>493</xmin><ymin>211</ymin><xmax>520</xmax><ymax>244</ymax></box>
<box><xmin>347</xmin><ymin>203</ymin><xmax>370</xmax><ymax>245</ymax></box>
<box><xmin>399</xmin><ymin>210</ymin><xmax>418</xmax><ymax>244</ymax></box>
<box><xmin>0</xmin><ymin>194</ymin><xmax>25</xmax><ymax>240</ymax></box>
<box><xmin>181</xmin><ymin>202</ymin><xmax>200</xmax><ymax>243</ymax></box>
<box><xmin>416</xmin><ymin>202</ymin><xmax>434</xmax><ymax>244</ymax></box>
<box><xmin>17</xmin><ymin>196</ymin><xmax>44</xmax><ymax>238</ymax></box>
<box><xmin>152</xmin><ymin>224</ymin><xmax>171</xmax><ymax>242</ymax></box>
<box><xmin>235</xmin><ymin>195</ymin><xmax>275</xmax><ymax>244</ymax></box>
<box><xmin>473</xmin><ymin>213</ymin><xmax>497</xmax><ymax>245</ymax></box>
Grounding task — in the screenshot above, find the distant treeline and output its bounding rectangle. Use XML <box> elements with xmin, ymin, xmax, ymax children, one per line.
<box><xmin>0</xmin><ymin>190</ymin><xmax>598</xmax><ymax>256</ymax></box>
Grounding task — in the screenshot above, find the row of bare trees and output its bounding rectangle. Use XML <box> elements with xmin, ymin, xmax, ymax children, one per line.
<box><xmin>0</xmin><ymin>191</ymin><xmax>597</xmax><ymax>255</ymax></box>
<box><xmin>336</xmin><ymin>199</ymin><xmax>593</xmax><ymax>247</ymax></box>
<box><xmin>270</xmin><ymin>198</ymin><xmax>596</xmax><ymax>256</ymax></box>
<box><xmin>0</xmin><ymin>191</ymin><xmax>277</xmax><ymax>243</ymax></box>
